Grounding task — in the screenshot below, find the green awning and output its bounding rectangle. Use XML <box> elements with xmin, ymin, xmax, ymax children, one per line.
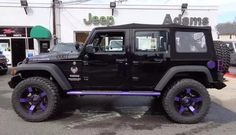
<box><xmin>30</xmin><ymin>25</ymin><xmax>51</xmax><ymax>39</ymax></box>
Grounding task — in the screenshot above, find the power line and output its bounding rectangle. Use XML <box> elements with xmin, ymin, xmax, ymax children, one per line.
<box><xmin>62</xmin><ymin>0</ymin><xmax>91</xmax><ymax>5</ymax></box>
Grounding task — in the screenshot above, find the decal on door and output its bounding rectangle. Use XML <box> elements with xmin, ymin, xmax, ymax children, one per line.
<box><xmin>70</xmin><ymin>61</ymin><xmax>78</xmax><ymax>74</ymax></box>
<box><xmin>68</xmin><ymin>61</ymin><xmax>81</xmax><ymax>81</ymax></box>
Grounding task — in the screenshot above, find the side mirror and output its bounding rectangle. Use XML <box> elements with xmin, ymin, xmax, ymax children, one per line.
<box><xmin>85</xmin><ymin>44</ymin><xmax>94</xmax><ymax>54</ymax></box>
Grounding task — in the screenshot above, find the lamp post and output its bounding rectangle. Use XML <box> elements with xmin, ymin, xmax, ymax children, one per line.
<box><xmin>110</xmin><ymin>2</ymin><xmax>116</xmax><ymax>16</ymax></box>
<box><xmin>110</xmin><ymin>0</ymin><xmax>127</xmax><ymax>16</ymax></box>
<box><xmin>181</xmin><ymin>3</ymin><xmax>188</xmax><ymax>16</ymax></box>
<box><xmin>20</xmin><ymin>0</ymin><xmax>28</xmax><ymax>15</ymax></box>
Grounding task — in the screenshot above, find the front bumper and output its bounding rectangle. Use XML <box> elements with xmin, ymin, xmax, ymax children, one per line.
<box><xmin>8</xmin><ymin>75</ymin><xmax>22</xmax><ymax>89</ymax></box>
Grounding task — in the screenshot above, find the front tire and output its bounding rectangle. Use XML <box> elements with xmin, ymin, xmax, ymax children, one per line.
<box><xmin>162</xmin><ymin>79</ymin><xmax>210</xmax><ymax>124</ymax></box>
<box><xmin>12</xmin><ymin>77</ymin><xmax>60</xmax><ymax>122</ymax></box>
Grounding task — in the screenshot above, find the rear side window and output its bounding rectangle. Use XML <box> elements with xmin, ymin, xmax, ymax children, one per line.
<box><xmin>135</xmin><ymin>31</ymin><xmax>168</xmax><ymax>52</ymax></box>
<box><xmin>175</xmin><ymin>32</ymin><xmax>207</xmax><ymax>53</ymax></box>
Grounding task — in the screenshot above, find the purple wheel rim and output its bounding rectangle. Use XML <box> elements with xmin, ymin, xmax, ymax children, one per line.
<box><xmin>174</xmin><ymin>88</ymin><xmax>203</xmax><ymax>116</ymax></box>
<box><xmin>19</xmin><ymin>87</ymin><xmax>48</xmax><ymax>115</ymax></box>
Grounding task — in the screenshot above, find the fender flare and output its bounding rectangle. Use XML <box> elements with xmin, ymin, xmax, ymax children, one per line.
<box><xmin>16</xmin><ymin>63</ymin><xmax>72</xmax><ymax>90</ymax></box>
<box><xmin>154</xmin><ymin>66</ymin><xmax>213</xmax><ymax>91</ymax></box>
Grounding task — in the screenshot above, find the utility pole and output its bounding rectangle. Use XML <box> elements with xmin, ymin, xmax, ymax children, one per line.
<box><xmin>52</xmin><ymin>0</ymin><xmax>57</xmax><ymax>45</ymax></box>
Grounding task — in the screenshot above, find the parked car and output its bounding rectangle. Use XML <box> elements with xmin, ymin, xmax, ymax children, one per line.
<box><xmin>0</xmin><ymin>54</ymin><xmax>8</xmax><ymax>75</ymax></box>
<box><xmin>9</xmin><ymin>24</ymin><xmax>230</xmax><ymax>123</ymax></box>
<box><xmin>224</xmin><ymin>41</ymin><xmax>236</xmax><ymax>66</ymax></box>
<box><xmin>105</xmin><ymin>39</ymin><xmax>123</xmax><ymax>51</ymax></box>
<box><xmin>224</xmin><ymin>41</ymin><xmax>236</xmax><ymax>54</ymax></box>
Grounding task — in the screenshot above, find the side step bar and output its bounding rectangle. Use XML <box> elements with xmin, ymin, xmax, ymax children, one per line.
<box><xmin>66</xmin><ymin>91</ymin><xmax>161</xmax><ymax>96</ymax></box>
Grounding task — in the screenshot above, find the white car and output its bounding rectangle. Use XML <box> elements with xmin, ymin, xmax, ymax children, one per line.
<box><xmin>225</xmin><ymin>41</ymin><xmax>236</xmax><ymax>53</ymax></box>
<box><xmin>106</xmin><ymin>40</ymin><xmax>123</xmax><ymax>51</ymax></box>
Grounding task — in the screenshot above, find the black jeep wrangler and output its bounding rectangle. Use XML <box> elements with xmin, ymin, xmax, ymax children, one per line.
<box><xmin>9</xmin><ymin>24</ymin><xmax>230</xmax><ymax>123</ymax></box>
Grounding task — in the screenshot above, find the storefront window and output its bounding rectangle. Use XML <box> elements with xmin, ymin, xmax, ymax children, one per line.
<box><xmin>75</xmin><ymin>32</ymin><xmax>89</xmax><ymax>44</ymax></box>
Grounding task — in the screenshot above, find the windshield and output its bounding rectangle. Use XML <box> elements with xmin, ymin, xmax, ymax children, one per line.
<box><xmin>51</xmin><ymin>43</ymin><xmax>78</xmax><ymax>52</ymax></box>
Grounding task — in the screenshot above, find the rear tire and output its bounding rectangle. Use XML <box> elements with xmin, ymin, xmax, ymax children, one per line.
<box><xmin>162</xmin><ymin>79</ymin><xmax>210</xmax><ymax>124</ymax></box>
<box><xmin>12</xmin><ymin>77</ymin><xmax>60</xmax><ymax>122</ymax></box>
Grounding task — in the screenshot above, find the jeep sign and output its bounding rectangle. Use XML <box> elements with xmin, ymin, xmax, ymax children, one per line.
<box><xmin>84</xmin><ymin>13</ymin><xmax>115</xmax><ymax>26</ymax></box>
<box><xmin>163</xmin><ymin>14</ymin><xmax>209</xmax><ymax>26</ymax></box>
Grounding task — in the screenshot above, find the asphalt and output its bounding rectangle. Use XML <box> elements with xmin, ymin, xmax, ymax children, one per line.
<box><xmin>0</xmin><ymin>70</ymin><xmax>236</xmax><ymax>135</ymax></box>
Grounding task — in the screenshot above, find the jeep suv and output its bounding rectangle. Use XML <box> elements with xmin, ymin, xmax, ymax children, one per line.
<box><xmin>9</xmin><ymin>24</ymin><xmax>230</xmax><ymax>123</ymax></box>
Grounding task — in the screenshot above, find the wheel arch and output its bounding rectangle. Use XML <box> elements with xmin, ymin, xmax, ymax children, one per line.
<box><xmin>14</xmin><ymin>64</ymin><xmax>72</xmax><ymax>91</ymax></box>
<box><xmin>155</xmin><ymin>66</ymin><xmax>213</xmax><ymax>91</ymax></box>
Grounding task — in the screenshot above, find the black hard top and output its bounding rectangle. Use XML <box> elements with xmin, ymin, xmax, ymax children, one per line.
<box><xmin>94</xmin><ymin>23</ymin><xmax>211</xmax><ymax>30</ymax></box>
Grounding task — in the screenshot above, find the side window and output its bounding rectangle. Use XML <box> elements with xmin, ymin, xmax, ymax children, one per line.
<box><xmin>175</xmin><ymin>31</ymin><xmax>207</xmax><ymax>53</ymax></box>
<box><xmin>135</xmin><ymin>31</ymin><xmax>168</xmax><ymax>52</ymax></box>
<box><xmin>92</xmin><ymin>32</ymin><xmax>124</xmax><ymax>52</ymax></box>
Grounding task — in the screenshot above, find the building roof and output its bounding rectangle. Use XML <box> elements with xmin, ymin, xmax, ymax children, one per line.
<box><xmin>216</xmin><ymin>23</ymin><xmax>236</xmax><ymax>35</ymax></box>
<box><xmin>94</xmin><ymin>23</ymin><xmax>211</xmax><ymax>30</ymax></box>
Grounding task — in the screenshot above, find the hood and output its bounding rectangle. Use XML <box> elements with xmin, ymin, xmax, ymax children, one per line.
<box><xmin>27</xmin><ymin>51</ymin><xmax>80</xmax><ymax>63</ymax></box>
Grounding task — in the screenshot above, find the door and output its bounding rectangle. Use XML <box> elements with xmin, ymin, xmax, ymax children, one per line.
<box><xmin>39</xmin><ymin>41</ymin><xmax>50</xmax><ymax>53</ymax></box>
<box><xmin>11</xmin><ymin>39</ymin><xmax>26</xmax><ymax>66</ymax></box>
<box><xmin>129</xmin><ymin>30</ymin><xmax>169</xmax><ymax>90</ymax></box>
<box><xmin>81</xmin><ymin>30</ymin><xmax>129</xmax><ymax>90</ymax></box>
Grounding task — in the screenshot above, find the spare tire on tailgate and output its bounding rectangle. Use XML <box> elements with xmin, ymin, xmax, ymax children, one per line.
<box><xmin>214</xmin><ymin>41</ymin><xmax>230</xmax><ymax>73</ymax></box>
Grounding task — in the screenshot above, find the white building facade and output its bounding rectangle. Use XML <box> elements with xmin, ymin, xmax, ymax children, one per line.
<box><xmin>0</xmin><ymin>1</ymin><xmax>218</xmax><ymax>66</ymax></box>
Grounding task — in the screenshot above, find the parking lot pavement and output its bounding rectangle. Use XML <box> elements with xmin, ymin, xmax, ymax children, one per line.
<box><xmin>0</xmin><ymin>73</ymin><xmax>236</xmax><ymax>135</ymax></box>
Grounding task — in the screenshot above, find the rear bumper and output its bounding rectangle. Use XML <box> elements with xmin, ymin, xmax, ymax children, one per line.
<box><xmin>212</xmin><ymin>72</ymin><xmax>226</xmax><ymax>89</ymax></box>
<box><xmin>213</xmin><ymin>81</ymin><xmax>226</xmax><ymax>89</ymax></box>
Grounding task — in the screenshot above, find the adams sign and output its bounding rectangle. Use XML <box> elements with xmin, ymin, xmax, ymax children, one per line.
<box><xmin>163</xmin><ymin>14</ymin><xmax>209</xmax><ymax>26</ymax></box>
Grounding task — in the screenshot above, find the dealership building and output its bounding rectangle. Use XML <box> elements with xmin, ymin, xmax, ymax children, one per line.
<box><xmin>0</xmin><ymin>1</ymin><xmax>218</xmax><ymax>66</ymax></box>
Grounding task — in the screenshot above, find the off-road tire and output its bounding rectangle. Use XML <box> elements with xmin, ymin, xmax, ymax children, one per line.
<box><xmin>162</xmin><ymin>79</ymin><xmax>210</xmax><ymax>124</ymax></box>
<box><xmin>214</xmin><ymin>41</ymin><xmax>230</xmax><ymax>73</ymax></box>
<box><xmin>12</xmin><ymin>77</ymin><xmax>60</xmax><ymax>122</ymax></box>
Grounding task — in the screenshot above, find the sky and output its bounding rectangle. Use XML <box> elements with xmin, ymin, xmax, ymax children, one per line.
<box><xmin>3</xmin><ymin>0</ymin><xmax>236</xmax><ymax>23</ymax></box>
